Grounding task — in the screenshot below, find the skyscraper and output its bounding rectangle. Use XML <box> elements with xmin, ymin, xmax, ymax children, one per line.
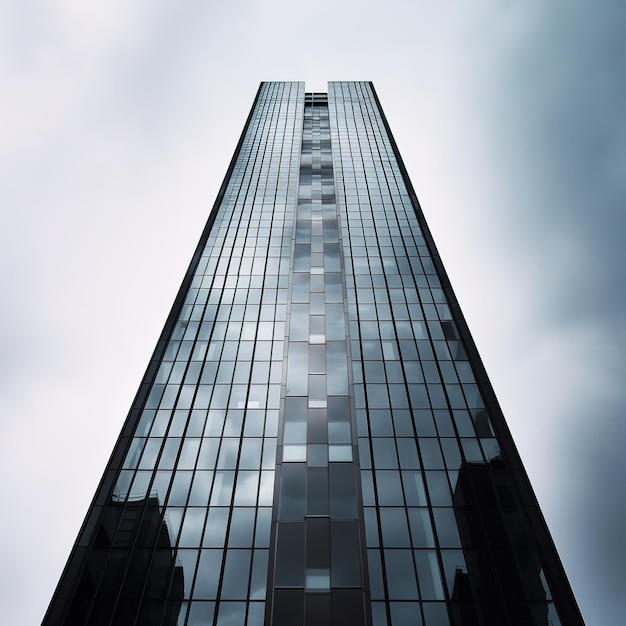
<box><xmin>44</xmin><ymin>82</ymin><xmax>584</xmax><ymax>626</ymax></box>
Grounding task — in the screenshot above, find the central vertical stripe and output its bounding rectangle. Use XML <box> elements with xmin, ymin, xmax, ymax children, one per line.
<box><xmin>267</xmin><ymin>94</ymin><xmax>369</xmax><ymax>626</ymax></box>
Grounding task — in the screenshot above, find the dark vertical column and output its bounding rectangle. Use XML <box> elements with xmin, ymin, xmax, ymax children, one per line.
<box><xmin>268</xmin><ymin>94</ymin><xmax>370</xmax><ymax>626</ymax></box>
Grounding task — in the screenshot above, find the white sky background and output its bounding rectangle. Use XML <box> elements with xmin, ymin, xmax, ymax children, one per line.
<box><xmin>1</xmin><ymin>1</ymin><xmax>624</xmax><ymax>623</ymax></box>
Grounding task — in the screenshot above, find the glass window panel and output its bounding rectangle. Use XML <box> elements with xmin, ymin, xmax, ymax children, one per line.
<box><xmin>329</xmin><ymin>465</ymin><xmax>356</xmax><ymax>518</ymax></box>
<box><xmin>358</xmin><ymin>438</ymin><xmax>372</xmax><ymax>469</ymax></box>
<box><xmin>249</xmin><ymin>550</ymin><xmax>269</xmax><ymax>600</ymax></box>
<box><xmin>275</xmin><ymin>523</ymin><xmax>305</xmax><ymax>587</ymax></box>
<box><xmin>414</xmin><ymin>551</ymin><xmax>445</xmax><ymax>600</ymax></box>
<box><xmin>364</xmin><ymin>361</ymin><xmax>385</xmax><ymax>383</ymax></box>
<box><xmin>328</xmin><ymin>445</ymin><xmax>352</xmax><ymax>462</ymax></box>
<box><xmin>307</xmin><ymin>468</ymin><xmax>329</xmax><ymax>516</ymax></box>
<box><xmin>229</xmin><ymin>385</ymin><xmax>249</xmax><ymax>409</ymax></box>
<box><xmin>375</xmin><ymin>470</ymin><xmax>404</xmax><ymax>506</ymax></box>
<box><xmin>228</xmin><ymin>508</ymin><xmax>255</xmax><ymax>547</ymax></box>
<box><xmin>176</xmin><ymin>549</ymin><xmax>199</xmax><ymax>599</ymax></box>
<box><xmin>384</xmin><ymin>550</ymin><xmax>418</xmax><ymax>599</ymax></box>
<box><xmin>379</xmin><ymin>508</ymin><xmax>411</xmax><ymax>547</ymax></box>
<box><xmin>157</xmin><ymin>438</ymin><xmax>182</xmax><ymax>470</ymax></box>
<box><xmin>419</xmin><ymin>439</ymin><xmax>445</xmax><ymax>469</ymax></box>
<box><xmin>151</xmin><ymin>470</ymin><xmax>172</xmax><ymax>504</ymax></box>
<box><xmin>221</xmin><ymin>550</ymin><xmax>251</xmax><ymax>599</ymax></box>
<box><xmin>412</xmin><ymin>409</ymin><xmax>437</xmax><ymax>436</ymax></box>
<box><xmin>155</xmin><ymin>363</ymin><xmax>173</xmax><ymax>385</ymax></box>
<box><xmin>197</xmin><ymin>439</ymin><xmax>220</xmax><ymax>470</ymax></box>
<box><xmin>308</xmin><ymin>375</ymin><xmax>326</xmax><ymax>402</ymax></box>
<box><xmin>409</xmin><ymin>385</ymin><xmax>430</xmax><ymax>410</ymax></box>
<box><xmin>254</xmin><ymin>508</ymin><xmax>272</xmax><ymax>548</ymax></box>
<box><xmin>432</xmin><ymin>410</ymin><xmax>455</xmax><ymax>436</ymax></box>
<box><xmin>402</xmin><ymin>471</ymin><xmax>428</xmax><ymax>506</ymax></box>
<box><xmin>367</xmin><ymin>385</ymin><xmax>389</xmax><ymax>409</ymax></box>
<box><xmin>441</xmin><ymin>550</ymin><xmax>467</xmax><ymax>595</ymax></box>
<box><xmin>445</xmin><ymin>384</ymin><xmax>466</xmax><ymax>409</ymax></box>
<box><xmin>279</xmin><ymin>464</ymin><xmax>306</xmax><ymax>519</ymax></box>
<box><xmin>327</xmin><ymin>347</ymin><xmax>348</xmax><ymax>394</ymax></box>
<box><xmin>187</xmin><ymin>410</ymin><xmax>207</xmax><ymax>436</ymax></box>
<box><xmin>239</xmin><ymin>439</ymin><xmax>262</xmax><ymax>470</ymax></box>
<box><xmin>178</xmin><ymin>439</ymin><xmax>201</xmax><ymax>470</ymax></box>
<box><xmin>287</xmin><ymin>342</ymin><xmax>309</xmax><ymax>396</ymax></box>
<box><xmin>210</xmin><ymin>471</ymin><xmax>234</xmax><ymax>506</ymax></box>
<box><xmin>202</xmin><ymin>508</ymin><xmax>228</xmax><ymax>547</ymax></box>
<box><xmin>425</xmin><ymin>471</ymin><xmax>452</xmax><ymax>506</ymax></box>
<box><xmin>440</xmin><ymin>439</ymin><xmax>461</xmax><ymax>470</ymax></box>
<box><xmin>427</xmin><ymin>384</ymin><xmax>447</xmax><ymax>409</ymax></box>
<box><xmin>308</xmin><ymin>444</ymin><xmax>328</xmax><ymax>466</ymax></box>
<box><xmin>283</xmin><ymin>398</ymin><xmax>307</xmax><ymax>443</ymax></box>
<box><xmin>403</xmin><ymin>361</ymin><xmax>424</xmax><ymax>385</ymax></box>
<box><xmin>462</xmin><ymin>384</ymin><xmax>484</xmax><ymax>409</ymax></box>
<box><xmin>129</xmin><ymin>470</ymin><xmax>151</xmax><ymax>499</ymax></box>
<box><xmin>216</xmin><ymin>602</ymin><xmax>246</xmax><ymax>626</ymax></box>
<box><xmin>433</xmin><ymin>508</ymin><xmax>462</xmax><ymax>548</ymax></box>
<box><xmin>123</xmin><ymin>438</ymin><xmax>146</xmax><ymax>470</ymax></box>
<box><xmin>305</xmin><ymin>568</ymin><xmax>330</xmax><ymax>591</ymax></box>
<box><xmin>179</xmin><ymin>508</ymin><xmax>207</xmax><ymax>547</ymax></box>
<box><xmin>481</xmin><ymin>438</ymin><xmax>501</xmax><ymax>462</ymax></box>
<box><xmin>135</xmin><ymin>410</ymin><xmax>157</xmax><ymax>437</ymax></box>
<box><xmin>407</xmin><ymin>508</ymin><xmax>435</xmax><ymax>548</ymax></box>
<box><xmin>205</xmin><ymin>410</ymin><xmax>226</xmax><ymax>437</ymax></box>
<box><xmin>258</xmin><ymin>471</ymin><xmax>274</xmax><ymax>506</ymax></box>
<box><xmin>187</xmin><ymin>602</ymin><xmax>215</xmax><ymax>626</ymax></box>
<box><xmin>218</xmin><ymin>439</ymin><xmax>240</xmax><ymax>469</ymax></box>
<box><xmin>242</xmin><ymin>411</ymin><xmax>264</xmax><ymax>438</ymax></box>
<box><xmin>163</xmin><ymin>506</ymin><xmax>184</xmax><ymax>546</ymax></box>
<box><xmin>369</xmin><ymin>409</ymin><xmax>394</xmax><ymax>437</ymax></box>
<box><xmin>461</xmin><ymin>439</ymin><xmax>484</xmax><ymax>463</ymax></box>
<box><xmin>289</xmin><ymin>304</ymin><xmax>309</xmax><ymax>340</ymax></box>
<box><xmin>139</xmin><ymin>439</ymin><xmax>162</xmax><ymax>470</ymax></box>
<box><xmin>388</xmin><ymin>385</ymin><xmax>409</xmax><ymax>408</ymax></box>
<box><xmin>389</xmin><ymin>602</ymin><xmax>422</xmax><ymax>626</ymax></box>
<box><xmin>422</xmin><ymin>603</ymin><xmax>449</xmax><ymax>624</ymax></box>
<box><xmin>396</xmin><ymin>439</ymin><xmax>420</xmax><ymax>469</ymax></box>
<box><xmin>167</xmin><ymin>471</ymin><xmax>192</xmax><ymax>506</ymax></box>
<box><xmin>261</xmin><ymin>439</ymin><xmax>277</xmax><ymax>469</ymax></box>
<box><xmin>472</xmin><ymin>409</ymin><xmax>494</xmax><ymax>437</ymax></box>
<box><xmin>234</xmin><ymin>471</ymin><xmax>259</xmax><ymax>506</ymax></box>
<box><xmin>251</xmin><ymin>361</ymin><xmax>270</xmax><ymax>384</ymax></box>
<box><xmin>309</xmin><ymin>345</ymin><xmax>326</xmax><ymax>374</ymax></box>
<box><xmin>330</xmin><ymin>521</ymin><xmax>361</xmax><ymax>586</ymax></box>
<box><xmin>364</xmin><ymin>507</ymin><xmax>380</xmax><ymax>547</ymax></box>
<box><xmin>371</xmin><ymin>602</ymin><xmax>388</xmax><ymax>626</ymax></box>
<box><xmin>367</xmin><ymin>549</ymin><xmax>385</xmax><ymax>600</ymax></box>
<box><xmin>233</xmin><ymin>361</ymin><xmax>251</xmax><ymax>384</ymax></box>
<box><xmin>177</xmin><ymin>385</ymin><xmax>196</xmax><ymax>410</ymax></box>
<box><xmin>373</xmin><ymin>439</ymin><xmax>398</xmax><ymax>469</ymax></box>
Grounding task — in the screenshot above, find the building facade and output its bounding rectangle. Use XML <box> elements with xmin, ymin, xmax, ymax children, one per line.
<box><xmin>45</xmin><ymin>82</ymin><xmax>584</xmax><ymax>626</ymax></box>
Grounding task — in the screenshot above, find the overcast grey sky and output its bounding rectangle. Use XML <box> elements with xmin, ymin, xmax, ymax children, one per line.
<box><xmin>1</xmin><ymin>1</ymin><xmax>624</xmax><ymax>623</ymax></box>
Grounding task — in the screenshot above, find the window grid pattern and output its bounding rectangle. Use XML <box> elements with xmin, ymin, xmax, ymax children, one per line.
<box><xmin>328</xmin><ymin>81</ymin><xmax>564</xmax><ymax>626</ymax></box>
<box><xmin>69</xmin><ymin>81</ymin><xmax>305</xmax><ymax>626</ymax></box>
<box><xmin>268</xmin><ymin>94</ymin><xmax>368</xmax><ymax>626</ymax></box>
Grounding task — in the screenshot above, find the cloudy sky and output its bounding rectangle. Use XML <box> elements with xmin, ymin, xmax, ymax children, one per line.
<box><xmin>1</xmin><ymin>1</ymin><xmax>624</xmax><ymax>623</ymax></box>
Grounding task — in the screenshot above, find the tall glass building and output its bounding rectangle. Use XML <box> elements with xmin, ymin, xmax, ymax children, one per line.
<box><xmin>45</xmin><ymin>82</ymin><xmax>584</xmax><ymax>626</ymax></box>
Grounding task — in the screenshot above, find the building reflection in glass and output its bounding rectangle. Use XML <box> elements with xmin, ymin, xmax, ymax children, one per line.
<box><xmin>65</xmin><ymin>493</ymin><xmax>184</xmax><ymax>625</ymax></box>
